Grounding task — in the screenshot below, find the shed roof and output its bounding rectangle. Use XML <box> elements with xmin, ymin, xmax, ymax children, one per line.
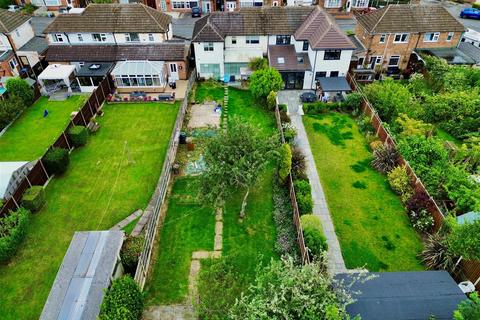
<box><xmin>18</xmin><ymin>36</ymin><xmax>48</xmax><ymax>54</ymax></box>
<box><xmin>40</xmin><ymin>231</ymin><xmax>124</xmax><ymax>320</ymax></box>
<box><xmin>318</xmin><ymin>76</ymin><xmax>351</xmax><ymax>92</ymax></box>
<box><xmin>336</xmin><ymin>271</ymin><xmax>466</xmax><ymax>320</ymax></box>
<box><xmin>0</xmin><ymin>9</ymin><xmax>30</xmax><ymax>33</ymax></box>
<box><xmin>43</xmin><ymin>4</ymin><xmax>171</xmax><ymax>33</ymax></box>
<box><xmin>356</xmin><ymin>5</ymin><xmax>465</xmax><ymax>34</ymax></box>
<box><xmin>458</xmin><ymin>42</ymin><xmax>480</xmax><ymax>65</ymax></box>
<box><xmin>38</xmin><ymin>64</ymin><xmax>76</xmax><ymax>80</ymax></box>
<box><xmin>416</xmin><ymin>47</ymin><xmax>475</xmax><ymax>65</ymax></box>
<box><xmin>456</xmin><ymin>211</ymin><xmax>480</xmax><ymax>225</ymax></box>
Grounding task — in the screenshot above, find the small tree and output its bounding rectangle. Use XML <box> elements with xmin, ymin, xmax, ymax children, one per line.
<box><xmin>100</xmin><ymin>275</ymin><xmax>144</xmax><ymax>320</ymax></box>
<box><xmin>266</xmin><ymin>90</ymin><xmax>277</xmax><ymax>111</ymax></box>
<box><xmin>278</xmin><ymin>143</ymin><xmax>292</xmax><ymax>183</ymax></box>
<box><xmin>249</xmin><ymin>68</ymin><xmax>284</xmax><ymax>99</ymax></box>
<box><xmin>200</xmin><ymin>120</ymin><xmax>278</xmax><ymax>218</ymax></box>
<box><xmin>6</xmin><ymin>77</ymin><xmax>34</xmax><ymax>106</ymax></box>
<box><xmin>447</xmin><ymin>219</ymin><xmax>480</xmax><ymax>264</ymax></box>
<box><xmin>248</xmin><ymin>57</ymin><xmax>268</xmax><ymax>71</ymax></box>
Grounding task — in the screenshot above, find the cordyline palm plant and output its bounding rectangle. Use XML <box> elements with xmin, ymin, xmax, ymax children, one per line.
<box><xmin>371</xmin><ymin>144</ymin><xmax>400</xmax><ymax>174</ymax></box>
<box><xmin>200</xmin><ymin>119</ymin><xmax>278</xmax><ymax>219</ymax></box>
<box><xmin>420</xmin><ymin>232</ymin><xmax>456</xmax><ymax>272</ymax></box>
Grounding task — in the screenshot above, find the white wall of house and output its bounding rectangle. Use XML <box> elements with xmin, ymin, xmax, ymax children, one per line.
<box><xmin>9</xmin><ymin>21</ymin><xmax>34</xmax><ymax>50</ymax></box>
<box><xmin>194</xmin><ymin>41</ymin><xmax>224</xmax><ymax>78</ymax></box>
<box><xmin>0</xmin><ymin>34</ymin><xmax>12</xmax><ymax>51</ymax></box>
<box><xmin>16</xmin><ymin>50</ymin><xmax>40</xmax><ymax>67</ymax></box>
<box><xmin>48</xmin><ymin>30</ymin><xmax>170</xmax><ymax>45</ymax></box>
<box><xmin>307</xmin><ymin>48</ymin><xmax>353</xmax><ymax>77</ymax></box>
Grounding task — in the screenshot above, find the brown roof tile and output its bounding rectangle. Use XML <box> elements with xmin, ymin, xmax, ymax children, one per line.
<box><xmin>356</xmin><ymin>4</ymin><xmax>465</xmax><ymax>34</ymax></box>
<box><xmin>43</xmin><ymin>4</ymin><xmax>171</xmax><ymax>34</ymax></box>
<box><xmin>268</xmin><ymin>45</ymin><xmax>311</xmax><ymax>71</ymax></box>
<box><xmin>0</xmin><ymin>9</ymin><xmax>30</xmax><ymax>33</ymax></box>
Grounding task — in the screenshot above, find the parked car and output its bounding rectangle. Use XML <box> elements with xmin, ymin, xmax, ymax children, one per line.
<box><xmin>300</xmin><ymin>91</ymin><xmax>317</xmax><ymax>103</ymax></box>
<box><xmin>7</xmin><ymin>5</ymin><xmax>20</xmax><ymax>12</ymax></box>
<box><xmin>460</xmin><ymin>8</ymin><xmax>480</xmax><ymax>19</ymax></box>
<box><xmin>192</xmin><ymin>7</ymin><xmax>201</xmax><ymax>18</ymax></box>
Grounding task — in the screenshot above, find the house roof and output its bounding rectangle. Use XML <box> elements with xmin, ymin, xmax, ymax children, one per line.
<box><xmin>18</xmin><ymin>36</ymin><xmax>48</xmax><ymax>54</ymax></box>
<box><xmin>268</xmin><ymin>45</ymin><xmax>311</xmax><ymax>71</ymax></box>
<box><xmin>45</xmin><ymin>42</ymin><xmax>188</xmax><ymax>62</ymax></box>
<box><xmin>318</xmin><ymin>77</ymin><xmax>351</xmax><ymax>92</ymax></box>
<box><xmin>416</xmin><ymin>47</ymin><xmax>475</xmax><ymax>65</ymax></box>
<box><xmin>193</xmin><ymin>6</ymin><xmax>314</xmax><ymax>42</ymax></box>
<box><xmin>43</xmin><ymin>4</ymin><xmax>171</xmax><ymax>34</ymax></box>
<box><xmin>76</xmin><ymin>62</ymin><xmax>114</xmax><ymax>77</ymax></box>
<box><xmin>336</xmin><ymin>271</ymin><xmax>466</xmax><ymax>320</ymax></box>
<box><xmin>458</xmin><ymin>42</ymin><xmax>480</xmax><ymax>65</ymax></box>
<box><xmin>40</xmin><ymin>231</ymin><xmax>124</xmax><ymax>320</ymax></box>
<box><xmin>356</xmin><ymin>5</ymin><xmax>465</xmax><ymax>34</ymax></box>
<box><xmin>294</xmin><ymin>7</ymin><xmax>355</xmax><ymax>50</ymax></box>
<box><xmin>0</xmin><ymin>9</ymin><xmax>30</xmax><ymax>34</ymax></box>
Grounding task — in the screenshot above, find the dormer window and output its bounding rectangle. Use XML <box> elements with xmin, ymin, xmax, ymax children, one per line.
<box><xmin>297</xmin><ymin>56</ymin><xmax>304</xmax><ymax>64</ymax></box>
<box><xmin>125</xmin><ymin>33</ymin><xmax>140</xmax><ymax>42</ymax></box>
<box><xmin>92</xmin><ymin>33</ymin><xmax>107</xmax><ymax>42</ymax></box>
<box><xmin>276</xmin><ymin>35</ymin><xmax>291</xmax><ymax>45</ymax></box>
<box><xmin>302</xmin><ymin>40</ymin><xmax>309</xmax><ymax>51</ymax></box>
<box><xmin>277</xmin><ymin>57</ymin><xmax>285</xmax><ymax>64</ymax></box>
<box><xmin>53</xmin><ymin>34</ymin><xmax>64</xmax><ymax>43</ymax></box>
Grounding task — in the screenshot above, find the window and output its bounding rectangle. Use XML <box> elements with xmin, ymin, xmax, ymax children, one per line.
<box><xmin>92</xmin><ymin>33</ymin><xmax>107</xmax><ymax>42</ymax></box>
<box><xmin>277</xmin><ymin>57</ymin><xmax>285</xmax><ymax>64</ymax></box>
<box><xmin>231</xmin><ymin>36</ymin><xmax>237</xmax><ymax>44</ymax></box>
<box><xmin>447</xmin><ymin>32</ymin><xmax>454</xmax><ymax>42</ymax></box>
<box><xmin>325</xmin><ymin>0</ymin><xmax>341</xmax><ymax>7</ymax></box>
<box><xmin>330</xmin><ymin>71</ymin><xmax>339</xmax><ymax>77</ymax></box>
<box><xmin>302</xmin><ymin>40</ymin><xmax>309</xmax><ymax>51</ymax></box>
<box><xmin>200</xmin><ymin>63</ymin><xmax>221</xmax><ymax>78</ymax></box>
<box><xmin>388</xmin><ymin>55</ymin><xmax>400</xmax><ymax>66</ymax></box>
<box><xmin>358</xmin><ymin>57</ymin><xmax>364</xmax><ymax>66</ymax></box>
<box><xmin>203</xmin><ymin>42</ymin><xmax>214</xmax><ymax>51</ymax></box>
<box><xmin>52</xmin><ymin>33</ymin><xmax>64</xmax><ymax>43</ymax></box>
<box><xmin>172</xmin><ymin>1</ymin><xmax>186</xmax><ymax>8</ymax></box>
<box><xmin>423</xmin><ymin>32</ymin><xmax>440</xmax><ymax>42</ymax></box>
<box><xmin>315</xmin><ymin>71</ymin><xmax>327</xmax><ymax>79</ymax></box>
<box><xmin>77</xmin><ymin>33</ymin><xmax>83</xmax><ymax>42</ymax></box>
<box><xmin>19</xmin><ymin>56</ymin><xmax>29</xmax><ymax>66</ymax></box>
<box><xmin>8</xmin><ymin>58</ymin><xmax>17</xmax><ymax>70</ymax></box>
<box><xmin>224</xmin><ymin>62</ymin><xmax>248</xmax><ymax>75</ymax></box>
<box><xmin>15</xmin><ymin>30</ymin><xmax>20</xmax><ymax>37</ymax></box>
<box><xmin>393</xmin><ymin>33</ymin><xmax>409</xmax><ymax>43</ymax></box>
<box><xmin>148</xmin><ymin>33</ymin><xmax>155</xmax><ymax>42</ymax></box>
<box><xmin>78</xmin><ymin>62</ymin><xmax>85</xmax><ymax>67</ymax></box>
<box><xmin>246</xmin><ymin>36</ymin><xmax>260</xmax><ymax>44</ymax></box>
<box><xmin>276</xmin><ymin>35</ymin><xmax>291</xmax><ymax>45</ymax></box>
<box><xmin>379</xmin><ymin>34</ymin><xmax>386</xmax><ymax>43</ymax></box>
<box><xmin>125</xmin><ymin>33</ymin><xmax>140</xmax><ymax>42</ymax></box>
<box><xmin>296</xmin><ymin>56</ymin><xmax>304</xmax><ymax>64</ymax></box>
<box><xmin>353</xmin><ymin>0</ymin><xmax>368</xmax><ymax>7</ymax></box>
<box><xmin>44</xmin><ymin>0</ymin><xmax>60</xmax><ymax>5</ymax></box>
<box><xmin>324</xmin><ymin>49</ymin><xmax>341</xmax><ymax>60</ymax></box>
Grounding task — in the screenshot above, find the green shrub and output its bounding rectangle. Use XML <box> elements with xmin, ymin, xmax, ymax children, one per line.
<box><xmin>248</xmin><ymin>57</ymin><xmax>268</xmax><ymax>71</ymax></box>
<box><xmin>282</xmin><ymin>123</ymin><xmax>297</xmax><ymax>143</ymax></box>
<box><xmin>21</xmin><ymin>186</ymin><xmax>45</xmax><ymax>212</ymax></box>
<box><xmin>100</xmin><ymin>276</ymin><xmax>144</xmax><ymax>320</ymax></box>
<box><xmin>120</xmin><ymin>236</ymin><xmax>144</xmax><ymax>275</ymax></box>
<box><xmin>266</xmin><ymin>91</ymin><xmax>277</xmax><ymax>111</ymax></box>
<box><xmin>291</xmin><ymin>147</ymin><xmax>307</xmax><ymax>180</ymax></box>
<box><xmin>294</xmin><ymin>179</ymin><xmax>313</xmax><ymax>215</ymax></box>
<box><xmin>67</xmin><ymin>125</ymin><xmax>88</xmax><ymax>147</ymax></box>
<box><xmin>0</xmin><ymin>208</ymin><xmax>29</xmax><ymax>263</ymax></box>
<box><xmin>356</xmin><ymin>115</ymin><xmax>374</xmax><ymax>133</ymax></box>
<box><xmin>278</xmin><ymin>104</ymin><xmax>287</xmax><ymax>112</ymax></box>
<box><xmin>454</xmin><ymin>292</ymin><xmax>480</xmax><ymax>320</ymax></box>
<box><xmin>294</xmin><ymin>179</ymin><xmax>311</xmax><ymax>195</ymax></box>
<box><xmin>387</xmin><ymin>166</ymin><xmax>413</xmax><ymax>202</ymax></box>
<box><xmin>342</xmin><ymin>92</ymin><xmax>362</xmax><ymax>112</ymax></box>
<box><xmin>43</xmin><ymin>147</ymin><xmax>70</xmax><ymax>176</ymax></box>
<box><xmin>303</xmin><ymin>102</ymin><xmax>332</xmax><ymax>115</ymax></box>
<box><xmin>249</xmin><ymin>68</ymin><xmax>283</xmax><ymax>99</ymax></box>
<box><xmin>5</xmin><ymin>77</ymin><xmax>34</xmax><ymax>106</ymax></box>
<box><xmin>371</xmin><ymin>144</ymin><xmax>399</xmax><ymax>174</ymax></box>
<box><xmin>301</xmin><ymin>214</ymin><xmax>328</xmax><ymax>259</ymax></box>
<box><xmin>0</xmin><ymin>95</ymin><xmax>25</xmax><ymax>131</ymax></box>
<box><xmin>473</xmin><ymin>2</ymin><xmax>480</xmax><ymax>9</ymax></box>
<box><xmin>410</xmin><ymin>209</ymin><xmax>434</xmax><ymax>234</ymax></box>
<box><xmin>278</xmin><ymin>143</ymin><xmax>292</xmax><ymax>183</ymax></box>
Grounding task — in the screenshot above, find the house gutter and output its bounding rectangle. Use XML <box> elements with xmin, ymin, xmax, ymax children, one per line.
<box><xmin>310</xmin><ymin>49</ymin><xmax>318</xmax><ymax>89</ymax></box>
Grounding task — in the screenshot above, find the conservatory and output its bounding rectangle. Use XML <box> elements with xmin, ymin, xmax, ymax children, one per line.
<box><xmin>111</xmin><ymin>60</ymin><xmax>167</xmax><ymax>93</ymax></box>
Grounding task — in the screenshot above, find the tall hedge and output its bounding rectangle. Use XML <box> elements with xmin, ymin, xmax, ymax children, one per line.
<box><xmin>278</xmin><ymin>143</ymin><xmax>292</xmax><ymax>183</ymax></box>
<box><xmin>300</xmin><ymin>214</ymin><xmax>328</xmax><ymax>259</ymax></box>
<box><xmin>67</xmin><ymin>125</ymin><xmax>88</xmax><ymax>147</ymax></box>
<box><xmin>0</xmin><ymin>208</ymin><xmax>30</xmax><ymax>263</ymax></box>
<box><xmin>43</xmin><ymin>147</ymin><xmax>70</xmax><ymax>176</ymax></box>
<box><xmin>21</xmin><ymin>186</ymin><xmax>46</xmax><ymax>212</ymax></box>
<box><xmin>120</xmin><ymin>236</ymin><xmax>144</xmax><ymax>275</ymax></box>
<box><xmin>100</xmin><ymin>275</ymin><xmax>144</xmax><ymax>320</ymax></box>
<box><xmin>5</xmin><ymin>77</ymin><xmax>34</xmax><ymax>106</ymax></box>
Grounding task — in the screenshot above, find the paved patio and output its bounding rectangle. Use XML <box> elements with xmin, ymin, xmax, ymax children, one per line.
<box><xmin>277</xmin><ymin>90</ymin><xmax>347</xmax><ymax>274</ymax></box>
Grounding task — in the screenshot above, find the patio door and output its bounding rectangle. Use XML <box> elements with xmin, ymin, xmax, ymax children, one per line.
<box><xmin>169</xmin><ymin>63</ymin><xmax>179</xmax><ymax>81</ymax></box>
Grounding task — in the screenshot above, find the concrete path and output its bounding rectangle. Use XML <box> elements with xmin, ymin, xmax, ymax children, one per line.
<box><xmin>277</xmin><ymin>91</ymin><xmax>347</xmax><ymax>274</ymax></box>
<box><xmin>110</xmin><ymin>209</ymin><xmax>142</xmax><ymax>233</ymax></box>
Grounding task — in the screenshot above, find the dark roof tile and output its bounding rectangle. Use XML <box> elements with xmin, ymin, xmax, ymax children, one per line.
<box><xmin>0</xmin><ymin>9</ymin><xmax>30</xmax><ymax>33</ymax></box>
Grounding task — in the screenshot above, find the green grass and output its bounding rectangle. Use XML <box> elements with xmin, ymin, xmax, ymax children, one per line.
<box><xmin>0</xmin><ymin>102</ymin><xmax>179</xmax><ymax>320</ymax></box>
<box><xmin>145</xmin><ymin>176</ymin><xmax>215</xmax><ymax>304</ymax></box>
<box><xmin>436</xmin><ymin>128</ymin><xmax>462</xmax><ymax>146</ymax></box>
<box><xmin>122</xmin><ymin>217</ymin><xmax>140</xmax><ymax>235</ymax></box>
<box><xmin>304</xmin><ymin>112</ymin><xmax>424</xmax><ymax>272</ymax></box>
<box><xmin>0</xmin><ymin>95</ymin><xmax>87</xmax><ymax>161</ymax></box>
<box><xmin>194</xmin><ymin>81</ymin><xmax>224</xmax><ymax>103</ymax></box>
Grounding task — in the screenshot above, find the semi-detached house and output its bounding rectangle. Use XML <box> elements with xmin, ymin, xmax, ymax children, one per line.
<box><xmin>43</xmin><ymin>4</ymin><xmax>189</xmax><ymax>93</ymax></box>
<box><xmin>192</xmin><ymin>6</ymin><xmax>355</xmax><ymax>90</ymax></box>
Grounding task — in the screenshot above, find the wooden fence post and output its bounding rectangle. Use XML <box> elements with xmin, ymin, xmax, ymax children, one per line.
<box><xmin>79</xmin><ymin>109</ymin><xmax>88</xmax><ymax>126</ymax></box>
<box><xmin>25</xmin><ymin>175</ymin><xmax>32</xmax><ymax>187</ymax></box>
<box><xmin>63</xmin><ymin>131</ymin><xmax>72</xmax><ymax>151</ymax></box>
<box><xmin>39</xmin><ymin>159</ymin><xmax>49</xmax><ymax>180</ymax></box>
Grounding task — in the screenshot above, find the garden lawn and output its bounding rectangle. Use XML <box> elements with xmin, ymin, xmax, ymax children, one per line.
<box><xmin>194</xmin><ymin>81</ymin><xmax>224</xmax><ymax>103</ymax></box>
<box><xmin>0</xmin><ymin>102</ymin><xmax>178</xmax><ymax>320</ymax></box>
<box><xmin>303</xmin><ymin>112</ymin><xmax>424</xmax><ymax>271</ymax></box>
<box><xmin>0</xmin><ymin>95</ymin><xmax>87</xmax><ymax>161</ymax></box>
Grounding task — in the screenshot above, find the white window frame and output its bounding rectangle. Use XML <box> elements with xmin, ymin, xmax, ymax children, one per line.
<box><xmin>77</xmin><ymin>33</ymin><xmax>83</xmax><ymax>42</ymax></box>
<box><xmin>204</xmin><ymin>42</ymin><xmax>214</xmax><ymax>51</ymax></box>
<box><xmin>148</xmin><ymin>33</ymin><xmax>154</xmax><ymax>42</ymax></box>
<box><xmin>92</xmin><ymin>33</ymin><xmax>107</xmax><ymax>42</ymax></box>
<box><xmin>44</xmin><ymin>0</ymin><xmax>60</xmax><ymax>6</ymax></box>
<box><xmin>353</xmin><ymin>0</ymin><xmax>369</xmax><ymax>7</ymax></box>
<box><xmin>379</xmin><ymin>34</ymin><xmax>386</xmax><ymax>43</ymax></box>
<box><xmin>388</xmin><ymin>55</ymin><xmax>400</xmax><ymax>66</ymax></box>
<box><xmin>231</xmin><ymin>36</ymin><xmax>237</xmax><ymax>44</ymax></box>
<box><xmin>423</xmin><ymin>32</ymin><xmax>440</xmax><ymax>43</ymax></box>
<box><xmin>393</xmin><ymin>33</ymin><xmax>409</xmax><ymax>43</ymax></box>
<box><xmin>125</xmin><ymin>33</ymin><xmax>140</xmax><ymax>42</ymax></box>
<box><xmin>325</xmin><ymin>0</ymin><xmax>341</xmax><ymax>8</ymax></box>
<box><xmin>246</xmin><ymin>36</ymin><xmax>260</xmax><ymax>44</ymax></box>
<box><xmin>8</xmin><ymin>58</ymin><xmax>17</xmax><ymax>70</ymax></box>
<box><xmin>446</xmin><ymin>32</ymin><xmax>454</xmax><ymax>42</ymax></box>
<box><xmin>52</xmin><ymin>33</ymin><xmax>64</xmax><ymax>43</ymax></box>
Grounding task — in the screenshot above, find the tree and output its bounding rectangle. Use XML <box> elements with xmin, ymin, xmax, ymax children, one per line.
<box><xmin>229</xmin><ymin>257</ymin><xmax>361</xmax><ymax>320</ymax></box>
<box><xmin>395</xmin><ymin>113</ymin><xmax>433</xmax><ymax>138</ymax></box>
<box><xmin>248</xmin><ymin>57</ymin><xmax>268</xmax><ymax>71</ymax></box>
<box><xmin>200</xmin><ymin>119</ymin><xmax>278</xmax><ymax>218</ymax></box>
<box><xmin>447</xmin><ymin>219</ymin><xmax>480</xmax><ymax>262</ymax></box>
<box><xmin>249</xmin><ymin>68</ymin><xmax>284</xmax><ymax>99</ymax></box>
<box><xmin>100</xmin><ymin>275</ymin><xmax>144</xmax><ymax>320</ymax></box>
<box><xmin>0</xmin><ymin>95</ymin><xmax>25</xmax><ymax>130</ymax></box>
<box><xmin>454</xmin><ymin>292</ymin><xmax>480</xmax><ymax>320</ymax></box>
<box><xmin>6</xmin><ymin>77</ymin><xmax>34</xmax><ymax>106</ymax></box>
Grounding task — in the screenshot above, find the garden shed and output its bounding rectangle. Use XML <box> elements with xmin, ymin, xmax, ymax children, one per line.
<box><xmin>0</xmin><ymin>161</ymin><xmax>34</xmax><ymax>199</ymax></box>
<box><xmin>40</xmin><ymin>231</ymin><xmax>124</xmax><ymax>320</ymax></box>
<box><xmin>336</xmin><ymin>271</ymin><xmax>466</xmax><ymax>320</ymax></box>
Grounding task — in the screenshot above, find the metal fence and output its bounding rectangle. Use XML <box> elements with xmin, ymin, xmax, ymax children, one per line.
<box><xmin>0</xmin><ymin>78</ymin><xmax>112</xmax><ymax>216</ymax></box>
<box><xmin>346</xmin><ymin>72</ymin><xmax>480</xmax><ymax>290</ymax></box>
<box><xmin>134</xmin><ymin>70</ymin><xmax>197</xmax><ymax>289</ymax></box>
<box><xmin>274</xmin><ymin>103</ymin><xmax>310</xmax><ymax>265</ymax></box>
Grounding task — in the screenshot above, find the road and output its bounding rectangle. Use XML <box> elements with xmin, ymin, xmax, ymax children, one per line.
<box><xmin>421</xmin><ymin>0</ymin><xmax>480</xmax><ymax>32</ymax></box>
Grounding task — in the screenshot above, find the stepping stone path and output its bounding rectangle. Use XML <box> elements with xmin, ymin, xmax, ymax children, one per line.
<box><xmin>221</xmin><ymin>85</ymin><xmax>228</xmax><ymax>132</ymax></box>
<box><xmin>143</xmin><ymin>209</ymin><xmax>223</xmax><ymax>320</ymax></box>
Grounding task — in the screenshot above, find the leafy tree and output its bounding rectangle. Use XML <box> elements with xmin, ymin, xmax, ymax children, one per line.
<box><xmin>395</xmin><ymin>113</ymin><xmax>433</xmax><ymax>137</ymax></box>
<box><xmin>6</xmin><ymin>77</ymin><xmax>34</xmax><ymax>106</ymax></box>
<box><xmin>200</xmin><ymin>119</ymin><xmax>278</xmax><ymax>218</ymax></box>
<box><xmin>447</xmin><ymin>219</ymin><xmax>480</xmax><ymax>261</ymax></box>
<box><xmin>422</xmin><ymin>55</ymin><xmax>449</xmax><ymax>92</ymax></box>
<box><xmin>453</xmin><ymin>137</ymin><xmax>480</xmax><ymax>174</ymax></box>
<box><xmin>406</xmin><ymin>73</ymin><xmax>432</xmax><ymax>99</ymax></box>
<box><xmin>248</xmin><ymin>57</ymin><xmax>268</xmax><ymax>71</ymax></box>
<box><xmin>0</xmin><ymin>95</ymin><xmax>25</xmax><ymax>130</ymax></box>
<box><xmin>0</xmin><ymin>0</ymin><xmax>12</xmax><ymax>9</ymax></box>
<box><xmin>229</xmin><ymin>257</ymin><xmax>360</xmax><ymax>320</ymax></box>
<box><xmin>100</xmin><ymin>275</ymin><xmax>144</xmax><ymax>320</ymax></box>
<box><xmin>249</xmin><ymin>68</ymin><xmax>284</xmax><ymax>99</ymax></box>
<box><xmin>454</xmin><ymin>292</ymin><xmax>480</xmax><ymax>320</ymax></box>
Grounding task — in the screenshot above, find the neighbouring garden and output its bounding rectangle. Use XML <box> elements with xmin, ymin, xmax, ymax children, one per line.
<box><xmin>0</xmin><ymin>102</ymin><xmax>179</xmax><ymax>319</ymax></box>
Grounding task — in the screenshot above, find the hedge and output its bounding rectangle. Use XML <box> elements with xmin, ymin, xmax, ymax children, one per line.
<box><xmin>294</xmin><ymin>179</ymin><xmax>313</xmax><ymax>215</ymax></box>
<box><xmin>67</xmin><ymin>125</ymin><xmax>88</xmax><ymax>147</ymax></box>
<box><xmin>120</xmin><ymin>236</ymin><xmax>144</xmax><ymax>275</ymax></box>
<box><xmin>300</xmin><ymin>214</ymin><xmax>328</xmax><ymax>259</ymax></box>
<box><xmin>21</xmin><ymin>186</ymin><xmax>46</xmax><ymax>212</ymax></box>
<box><xmin>100</xmin><ymin>275</ymin><xmax>144</xmax><ymax>320</ymax></box>
<box><xmin>43</xmin><ymin>147</ymin><xmax>70</xmax><ymax>176</ymax></box>
<box><xmin>278</xmin><ymin>143</ymin><xmax>292</xmax><ymax>183</ymax></box>
<box><xmin>0</xmin><ymin>208</ymin><xmax>30</xmax><ymax>263</ymax></box>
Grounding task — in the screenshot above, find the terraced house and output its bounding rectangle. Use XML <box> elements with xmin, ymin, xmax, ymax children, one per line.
<box><xmin>43</xmin><ymin>4</ymin><xmax>189</xmax><ymax>93</ymax></box>
<box><xmin>192</xmin><ymin>6</ymin><xmax>355</xmax><ymax>90</ymax></box>
<box><xmin>354</xmin><ymin>4</ymin><xmax>465</xmax><ymax>73</ymax></box>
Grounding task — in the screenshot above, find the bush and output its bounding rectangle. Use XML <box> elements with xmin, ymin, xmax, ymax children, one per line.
<box><xmin>342</xmin><ymin>92</ymin><xmax>362</xmax><ymax>112</ymax></box>
<box><xmin>43</xmin><ymin>147</ymin><xmax>70</xmax><ymax>175</ymax></box>
<box><xmin>301</xmin><ymin>214</ymin><xmax>328</xmax><ymax>259</ymax></box>
<box><xmin>120</xmin><ymin>236</ymin><xmax>144</xmax><ymax>275</ymax></box>
<box><xmin>294</xmin><ymin>179</ymin><xmax>313</xmax><ymax>215</ymax></box>
<box><xmin>420</xmin><ymin>232</ymin><xmax>456</xmax><ymax>272</ymax></box>
<box><xmin>291</xmin><ymin>147</ymin><xmax>307</xmax><ymax>180</ymax></box>
<box><xmin>387</xmin><ymin>166</ymin><xmax>413</xmax><ymax>202</ymax></box>
<box><xmin>0</xmin><ymin>95</ymin><xmax>25</xmax><ymax>131</ymax></box>
<box><xmin>6</xmin><ymin>77</ymin><xmax>34</xmax><ymax>106</ymax></box>
<box><xmin>278</xmin><ymin>144</ymin><xmax>292</xmax><ymax>183</ymax></box>
<box><xmin>406</xmin><ymin>191</ymin><xmax>431</xmax><ymax>215</ymax></box>
<box><xmin>369</xmin><ymin>140</ymin><xmax>383</xmax><ymax>151</ymax></box>
<box><xmin>100</xmin><ymin>276</ymin><xmax>144</xmax><ymax>320</ymax></box>
<box><xmin>248</xmin><ymin>57</ymin><xmax>268</xmax><ymax>71</ymax></box>
<box><xmin>67</xmin><ymin>125</ymin><xmax>88</xmax><ymax>147</ymax></box>
<box><xmin>303</xmin><ymin>101</ymin><xmax>332</xmax><ymax>115</ymax></box>
<box><xmin>410</xmin><ymin>209</ymin><xmax>434</xmax><ymax>234</ymax></box>
<box><xmin>278</xmin><ymin>104</ymin><xmax>287</xmax><ymax>112</ymax></box>
<box><xmin>266</xmin><ymin>91</ymin><xmax>277</xmax><ymax>111</ymax></box>
<box><xmin>454</xmin><ymin>292</ymin><xmax>480</xmax><ymax>320</ymax></box>
<box><xmin>0</xmin><ymin>208</ymin><xmax>29</xmax><ymax>263</ymax></box>
<box><xmin>249</xmin><ymin>68</ymin><xmax>284</xmax><ymax>99</ymax></box>
<box><xmin>356</xmin><ymin>115</ymin><xmax>374</xmax><ymax>133</ymax></box>
<box><xmin>371</xmin><ymin>144</ymin><xmax>399</xmax><ymax>174</ymax></box>
<box><xmin>21</xmin><ymin>186</ymin><xmax>45</xmax><ymax>212</ymax></box>
<box><xmin>395</xmin><ymin>113</ymin><xmax>433</xmax><ymax>137</ymax></box>
<box><xmin>282</xmin><ymin>123</ymin><xmax>297</xmax><ymax>143</ymax></box>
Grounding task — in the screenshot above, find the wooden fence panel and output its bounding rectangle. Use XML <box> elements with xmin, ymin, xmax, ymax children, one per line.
<box><xmin>0</xmin><ymin>198</ymin><xmax>16</xmax><ymax>216</ymax></box>
<box><xmin>27</xmin><ymin>162</ymin><xmax>49</xmax><ymax>186</ymax></box>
